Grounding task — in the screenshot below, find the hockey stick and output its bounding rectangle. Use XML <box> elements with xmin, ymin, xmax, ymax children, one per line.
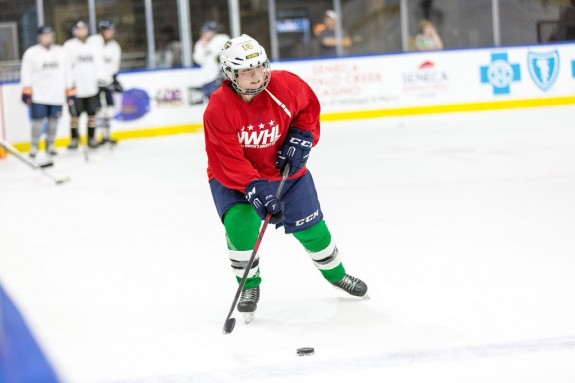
<box><xmin>222</xmin><ymin>163</ymin><xmax>291</xmax><ymax>334</ymax></box>
<box><xmin>0</xmin><ymin>137</ymin><xmax>70</xmax><ymax>185</ymax></box>
<box><xmin>82</xmin><ymin>144</ymin><xmax>90</xmax><ymax>162</ymax></box>
<box><xmin>0</xmin><ymin>137</ymin><xmax>54</xmax><ymax>168</ymax></box>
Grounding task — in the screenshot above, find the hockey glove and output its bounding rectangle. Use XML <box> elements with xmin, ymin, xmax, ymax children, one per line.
<box><xmin>112</xmin><ymin>74</ymin><xmax>124</xmax><ymax>93</ymax></box>
<box><xmin>276</xmin><ymin>127</ymin><xmax>314</xmax><ymax>176</ymax></box>
<box><xmin>66</xmin><ymin>88</ymin><xmax>77</xmax><ymax>105</ymax></box>
<box><xmin>67</xmin><ymin>96</ymin><xmax>78</xmax><ymax>117</ymax></box>
<box><xmin>21</xmin><ymin>88</ymin><xmax>32</xmax><ymax>105</ymax></box>
<box><xmin>245</xmin><ymin>180</ymin><xmax>284</xmax><ymax>224</ymax></box>
<box><xmin>21</xmin><ymin>93</ymin><xmax>32</xmax><ymax>105</ymax></box>
<box><xmin>66</xmin><ymin>88</ymin><xmax>77</xmax><ymax>116</ymax></box>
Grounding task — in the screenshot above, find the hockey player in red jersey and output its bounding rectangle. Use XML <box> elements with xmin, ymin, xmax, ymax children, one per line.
<box><xmin>204</xmin><ymin>34</ymin><xmax>367</xmax><ymax>323</ymax></box>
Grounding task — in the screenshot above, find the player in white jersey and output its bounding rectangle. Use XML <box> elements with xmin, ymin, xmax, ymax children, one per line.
<box><xmin>20</xmin><ymin>26</ymin><xmax>74</xmax><ymax>158</ymax></box>
<box><xmin>90</xmin><ymin>20</ymin><xmax>123</xmax><ymax>145</ymax></box>
<box><xmin>63</xmin><ymin>20</ymin><xmax>103</xmax><ymax>149</ymax></box>
<box><xmin>193</xmin><ymin>21</ymin><xmax>230</xmax><ymax>99</ymax></box>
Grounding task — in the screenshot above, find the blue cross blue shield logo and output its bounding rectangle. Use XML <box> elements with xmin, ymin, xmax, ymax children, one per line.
<box><xmin>527</xmin><ymin>50</ymin><xmax>560</xmax><ymax>92</ymax></box>
<box><xmin>480</xmin><ymin>53</ymin><xmax>521</xmax><ymax>95</ymax></box>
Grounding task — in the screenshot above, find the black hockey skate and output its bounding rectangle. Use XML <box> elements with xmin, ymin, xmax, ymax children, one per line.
<box><xmin>99</xmin><ymin>137</ymin><xmax>118</xmax><ymax>146</ymax></box>
<box><xmin>46</xmin><ymin>143</ymin><xmax>58</xmax><ymax>156</ymax></box>
<box><xmin>237</xmin><ymin>286</ymin><xmax>259</xmax><ymax>323</ymax></box>
<box><xmin>29</xmin><ymin>145</ymin><xmax>38</xmax><ymax>159</ymax></box>
<box><xmin>87</xmin><ymin>138</ymin><xmax>100</xmax><ymax>149</ymax></box>
<box><xmin>67</xmin><ymin>138</ymin><xmax>79</xmax><ymax>150</ymax></box>
<box><xmin>332</xmin><ymin>274</ymin><xmax>368</xmax><ymax>297</ymax></box>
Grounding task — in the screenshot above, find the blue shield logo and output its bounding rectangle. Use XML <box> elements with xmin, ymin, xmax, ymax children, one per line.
<box><xmin>528</xmin><ymin>50</ymin><xmax>559</xmax><ymax>92</ymax></box>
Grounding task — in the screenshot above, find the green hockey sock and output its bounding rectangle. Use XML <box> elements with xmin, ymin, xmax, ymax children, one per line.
<box><xmin>224</xmin><ymin>203</ymin><xmax>262</xmax><ymax>288</ymax></box>
<box><xmin>293</xmin><ymin>220</ymin><xmax>345</xmax><ymax>283</ymax></box>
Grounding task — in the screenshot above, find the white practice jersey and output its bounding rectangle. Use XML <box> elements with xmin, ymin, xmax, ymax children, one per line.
<box><xmin>20</xmin><ymin>44</ymin><xmax>71</xmax><ymax>105</ymax></box>
<box><xmin>89</xmin><ymin>34</ymin><xmax>121</xmax><ymax>87</ymax></box>
<box><xmin>63</xmin><ymin>37</ymin><xmax>103</xmax><ymax>98</ymax></box>
<box><xmin>193</xmin><ymin>33</ymin><xmax>230</xmax><ymax>84</ymax></box>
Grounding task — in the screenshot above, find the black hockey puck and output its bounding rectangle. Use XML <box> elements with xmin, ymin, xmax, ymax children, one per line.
<box><xmin>296</xmin><ymin>347</ymin><xmax>314</xmax><ymax>356</ymax></box>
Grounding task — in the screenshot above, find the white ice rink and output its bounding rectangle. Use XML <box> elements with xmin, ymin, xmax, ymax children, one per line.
<box><xmin>1</xmin><ymin>106</ymin><xmax>575</xmax><ymax>383</ymax></box>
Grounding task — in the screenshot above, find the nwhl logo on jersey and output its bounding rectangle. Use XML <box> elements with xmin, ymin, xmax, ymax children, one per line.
<box><xmin>237</xmin><ymin>120</ymin><xmax>282</xmax><ymax>148</ymax></box>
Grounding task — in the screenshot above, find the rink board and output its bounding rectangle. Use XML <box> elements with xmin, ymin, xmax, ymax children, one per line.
<box><xmin>1</xmin><ymin>42</ymin><xmax>574</xmax><ymax>150</ymax></box>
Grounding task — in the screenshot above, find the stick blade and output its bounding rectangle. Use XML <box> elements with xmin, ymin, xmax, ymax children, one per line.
<box><xmin>38</xmin><ymin>161</ymin><xmax>54</xmax><ymax>168</ymax></box>
<box><xmin>222</xmin><ymin>318</ymin><xmax>236</xmax><ymax>334</ymax></box>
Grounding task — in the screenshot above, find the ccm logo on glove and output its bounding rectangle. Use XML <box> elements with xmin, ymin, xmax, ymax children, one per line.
<box><xmin>276</xmin><ymin>127</ymin><xmax>314</xmax><ymax>176</ymax></box>
<box><xmin>288</xmin><ymin>136</ymin><xmax>313</xmax><ymax>147</ymax></box>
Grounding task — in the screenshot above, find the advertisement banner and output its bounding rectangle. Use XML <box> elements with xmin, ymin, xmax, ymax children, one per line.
<box><xmin>1</xmin><ymin>42</ymin><xmax>574</xmax><ymax>147</ymax></box>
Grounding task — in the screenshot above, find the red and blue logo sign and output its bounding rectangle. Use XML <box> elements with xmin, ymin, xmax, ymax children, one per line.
<box><xmin>114</xmin><ymin>88</ymin><xmax>150</xmax><ymax>121</ymax></box>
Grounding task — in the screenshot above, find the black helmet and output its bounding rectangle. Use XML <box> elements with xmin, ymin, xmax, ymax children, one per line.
<box><xmin>98</xmin><ymin>20</ymin><xmax>115</xmax><ymax>31</ymax></box>
<box><xmin>36</xmin><ymin>25</ymin><xmax>54</xmax><ymax>35</ymax></box>
<box><xmin>200</xmin><ymin>20</ymin><xmax>218</xmax><ymax>33</ymax></box>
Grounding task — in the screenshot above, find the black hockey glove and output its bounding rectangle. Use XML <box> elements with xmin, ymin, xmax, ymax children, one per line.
<box><xmin>276</xmin><ymin>127</ymin><xmax>314</xmax><ymax>177</ymax></box>
<box><xmin>21</xmin><ymin>93</ymin><xmax>32</xmax><ymax>105</ymax></box>
<box><xmin>111</xmin><ymin>74</ymin><xmax>124</xmax><ymax>93</ymax></box>
<box><xmin>245</xmin><ymin>180</ymin><xmax>284</xmax><ymax>224</ymax></box>
<box><xmin>67</xmin><ymin>98</ymin><xmax>78</xmax><ymax>117</ymax></box>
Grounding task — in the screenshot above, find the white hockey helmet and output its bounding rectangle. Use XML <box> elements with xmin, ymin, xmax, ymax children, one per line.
<box><xmin>219</xmin><ymin>34</ymin><xmax>271</xmax><ymax>95</ymax></box>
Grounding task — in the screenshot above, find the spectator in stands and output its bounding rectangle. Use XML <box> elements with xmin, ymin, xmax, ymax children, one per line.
<box><xmin>415</xmin><ymin>19</ymin><xmax>444</xmax><ymax>51</ymax></box>
<box><xmin>317</xmin><ymin>10</ymin><xmax>352</xmax><ymax>57</ymax></box>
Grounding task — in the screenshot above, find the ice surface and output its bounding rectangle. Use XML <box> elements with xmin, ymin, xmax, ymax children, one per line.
<box><xmin>1</xmin><ymin>106</ymin><xmax>575</xmax><ymax>382</ymax></box>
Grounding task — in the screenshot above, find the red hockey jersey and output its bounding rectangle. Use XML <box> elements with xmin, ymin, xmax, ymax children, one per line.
<box><xmin>204</xmin><ymin>70</ymin><xmax>321</xmax><ymax>192</ymax></box>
